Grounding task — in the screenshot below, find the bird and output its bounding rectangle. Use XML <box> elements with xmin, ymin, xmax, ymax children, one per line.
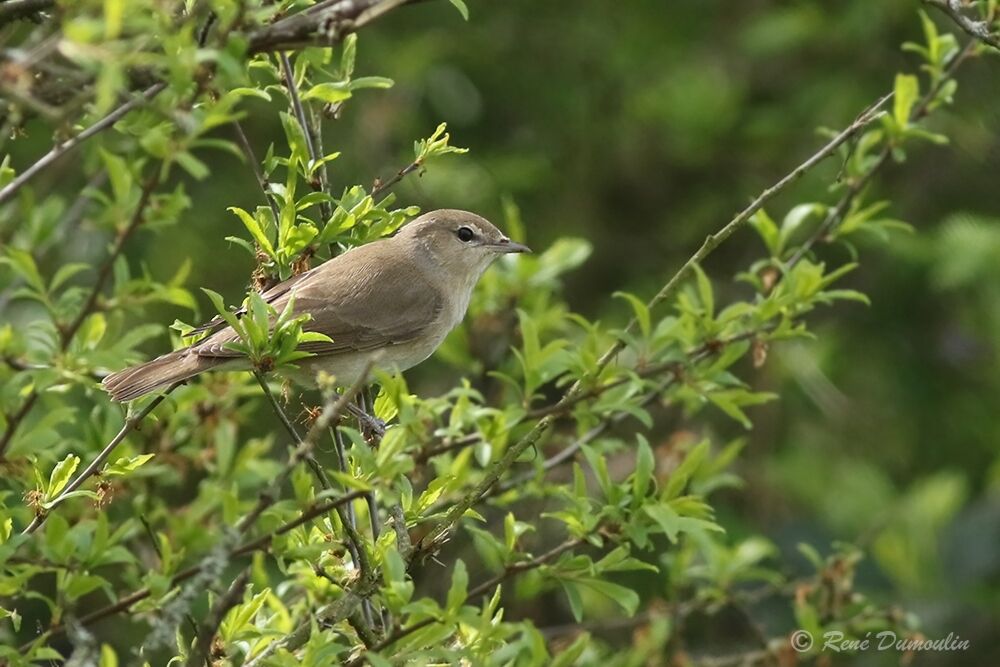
<box><xmin>102</xmin><ymin>209</ymin><xmax>530</xmax><ymax>402</ymax></box>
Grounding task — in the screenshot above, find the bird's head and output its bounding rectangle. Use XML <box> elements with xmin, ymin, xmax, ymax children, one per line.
<box><xmin>399</xmin><ymin>209</ymin><xmax>531</xmax><ymax>281</ymax></box>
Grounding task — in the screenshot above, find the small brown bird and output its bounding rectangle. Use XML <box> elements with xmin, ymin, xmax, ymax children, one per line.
<box><xmin>102</xmin><ymin>209</ymin><xmax>529</xmax><ymax>401</ymax></box>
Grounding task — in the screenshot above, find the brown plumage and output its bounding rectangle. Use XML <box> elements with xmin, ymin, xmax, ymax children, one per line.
<box><xmin>102</xmin><ymin>209</ymin><xmax>530</xmax><ymax>401</ymax></box>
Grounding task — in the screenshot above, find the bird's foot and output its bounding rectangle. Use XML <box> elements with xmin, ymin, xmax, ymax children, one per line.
<box><xmin>347</xmin><ymin>403</ymin><xmax>386</xmax><ymax>444</ymax></box>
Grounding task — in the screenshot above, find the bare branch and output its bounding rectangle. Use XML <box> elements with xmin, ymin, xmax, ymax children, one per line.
<box><xmin>924</xmin><ymin>0</ymin><xmax>1000</xmax><ymax>50</ymax></box>
<box><xmin>247</xmin><ymin>0</ymin><xmax>419</xmax><ymax>54</ymax></box>
<box><xmin>0</xmin><ymin>83</ymin><xmax>165</xmax><ymax>206</ymax></box>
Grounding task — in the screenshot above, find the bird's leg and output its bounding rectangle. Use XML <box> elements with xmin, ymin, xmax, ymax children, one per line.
<box><xmin>347</xmin><ymin>396</ymin><xmax>386</xmax><ymax>444</ymax></box>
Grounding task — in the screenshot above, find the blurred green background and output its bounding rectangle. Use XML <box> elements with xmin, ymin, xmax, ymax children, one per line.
<box><xmin>6</xmin><ymin>0</ymin><xmax>1000</xmax><ymax>662</ymax></box>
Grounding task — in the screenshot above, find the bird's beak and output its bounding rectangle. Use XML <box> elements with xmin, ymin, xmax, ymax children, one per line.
<box><xmin>493</xmin><ymin>237</ymin><xmax>532</xmax><ymax>254</ymax></box>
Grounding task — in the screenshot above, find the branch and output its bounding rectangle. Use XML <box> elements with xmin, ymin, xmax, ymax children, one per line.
<box><xmin>924</xmin><ymin>0</ymin><xmax>1000</xmax><ymax>50</ymax></box>
<box><xmin>362</xmin><ymin>536</ymin><xmax>586</xmax><ymax>659</ymax></box>
<box><xmin>414</xmin><ymin>79</ymin><xmax>915</xmax><ymax>556</ymax></box>
<box><xmin>370</xmin><ymin>160</ymin><xmax>422</xmax><ymax>200</ymax></box>
<box><xmin>279</xmin><ymin>52</ymin><xmax>334</xmax><ymax>224</ymax></box>
<box><xmin>232</xmin><ymin>121</ymin><xmax>282</xmax><ymax>224</ymax></box>
<box><xmin>20</xmin><ymin>381</ymin><xmax>183</xmax><ymax>535</ymax></box>
<box><xmin>247</xmin><ymin>0</ymin><xmax>419</xmax><ymax>54</ymax></box>
<box><xmin>28</xmin><ymin>489</ymin><xmax>368</xmax><ymax>647</ymax></box>
<box><xmin>185</xmin><ymin>569</ymin><xmax>250</xmax><ymax>667</ymax></box>
<box><xmin>236</xmin><ymin>362</ymin><xmax>373</xmax><ymax>533</ymax></box>
<box><xmin>787</xmin><ymin>39</ymin><xmax>976</xmax><ymax>269</ymax></box>
<box><xmin>0</xmin><ymin>83</ymin><xmax>165</xmax><ymax>207</ymax></box>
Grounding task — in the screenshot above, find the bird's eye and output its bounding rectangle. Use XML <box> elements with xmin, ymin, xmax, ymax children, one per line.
<box><xmin>456</xmin><ymin>226</ymin><xmax>475</xmax><ymax>243</ymax></box>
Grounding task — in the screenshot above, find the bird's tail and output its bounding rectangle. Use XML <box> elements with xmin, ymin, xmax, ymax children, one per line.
<box><xmin>102</xmin><ymin>350</ymin><xmax>217</xmax><ymax>402</ymax></box>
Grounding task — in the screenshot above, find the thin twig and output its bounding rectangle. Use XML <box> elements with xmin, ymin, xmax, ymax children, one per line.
<box><xmin>924</xmin><ymin>0</ymin><xmax>1000</xmax><ymax>50</ymax></box>
<box><xmin>232</xmin><ymin>120</ymin><xmax>282</xmax><ymax>223</ymax></box>
<box><xmin>362</xmin><ymin>536</ymin><xmax>585</xmax><ymax>658</ymax></box>
<box><xmin>279</xmin><ymin>52</ymin><xmax>333</xmax><ymax>222</ymax></box>
<box><xmin>415</xmin><ymin>90</ymin><xmax>895</xmax><ymax>556</ymax></box>
<box><xmin>236</xmin><ymin>362</ymin><xmax>373</xmax><ymax>533</ymax></box>
<box><xmin>20</xmin><ymin>381</ymin><xmax>183</xmax><ymax>535</ymax></box>
<box><xmin>0</xmin><ymin>83</ymin><xmax>165</xmax><ymax>206</ymax></box>
<box><xmin>787</xmin><ymin>40</ymin><xmax>976</xmax><ymax>269</ymax></box>
<box><xmin>254</xmin><ymin>371</ymin><xmax>303</xmax><ymax>441</ymax></box>
<box><xmin>370</xmin><ymin>160</ymin><xmax>421</xmax><ymax>200</ymax></box>
<box><xmin>28</xmin><ymin>489</ymin><xmax>368</xmax><ymax>648</ymax></box>
<box><xmin>185</xmin><ymin>569</ymin><xmax>250</xmax><ymax>667</ymax></box>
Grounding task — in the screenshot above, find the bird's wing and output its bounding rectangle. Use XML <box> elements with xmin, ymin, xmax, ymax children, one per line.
<box><xmin>188</xmin><ymin>268</ymin><xmax>316</xmax><ymax>335</ymax></box>
<box><xmin>193</xmin><ymin>246</ymin><xmax>444</xmax><ymax>359</ymax></box>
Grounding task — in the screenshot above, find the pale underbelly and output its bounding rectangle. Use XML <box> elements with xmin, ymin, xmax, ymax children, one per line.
<box><xmin>280</xmin><ymin>338</ymin><xmax>441</xmax><ymax>387</ymax></box>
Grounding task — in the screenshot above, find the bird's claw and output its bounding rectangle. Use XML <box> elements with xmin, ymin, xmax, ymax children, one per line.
<box><xmin>347</xmin><ymin>403</ymin><xmax>386</xmax><ymax>444</ymax></box>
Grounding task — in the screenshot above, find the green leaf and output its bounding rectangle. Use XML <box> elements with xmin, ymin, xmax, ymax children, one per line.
<box><xmin>99</xmin><ymin>148</ymin><xmax>132</xmax><ymax>203</ymax></box>
<box><xmin>103</xmin><ymin>454</ymin><xmax>155</xmax><ymax>476</ymax></box>
<box><xmin>348</xmin><ymin>76</ymin><xmax>395</xmax><ymax>91</ymax></box>
<box><xmin>50</xmin><ymin>263</ymin><xmax>90</xmax><ymax>292</ymax></box>
<box><xmin>560</xmin><ymin>581</ymin><xmax>583</xmax><ymax>622</ymax></box>
<box><xmin>446</xmin><ymin>559</ymin><xmax>468</xmax><ymax>612</ymax></box>
<box><xmin>893</xmin><ymin>73</ymin><xmax>919</xmax><ymax>126</ymax></box>
<box><xmin>778</xmin><ymin>203</ymin><xmax>824</xmax><ymax>253</ymax></box>
<box><xmin>749</xmin><ymin>209</ymin><xmax>780</xmax><ymax>256</ymax></box>
<box><xmin>692</xmin><ymin>263</ymin><xmax>714</xmax><ymax>318</ymax></box>
<box><xmin>46</xmin><ymin>454</ymin><xmax>80</xmax><ymax>499</ymax></box>
<box><xmin>301</xmin><ymin>82</ymin><xmax>353</xmax><ymax>104</ymax></box>
<box><xmin>175</xmin><ymin>151</ymin><xmax>210</xmax><ymax>180</ymax></box>
<box><xmin>228</xmin><ymin>206</ymin><xmax>275</xmax><ymax>256</ymax></box>
<box><xmin>1</xmin><ymin>248</ymin><xmax>46</xmax><ymax>294</ymax></box>
<box><xmin>201</xmin><ymin>288</ymin><xmax>244</xmax><ymax>335</ymax></box>
<box><xmin>663</xmin><ymin>440</ymin><xmax>709</xmax><ymax>499</ymax></box>
<box><xmin>613</xmin><ymin>291</ymin><xmax>651</xmax><ymax>338</ymax></box>
<box><xmin>104</xmin><ymin>0</ymin><xmax>123</xmax><ymax>38</ymax></box>
<box><xmin>632</xmin><ymin>434</ymin><xmax>654</xmax><ymax>502</ymax></box>
<box><xmin>447</xmin><ymin>0</ymin><xmax>469</xmax><ymax>20</ymax></box>
<box><xmin>578</xmin><ymin>578</ymin><xmax>639</xmax><ymax>616</ymax></box>
<box><xmin>0</xmin><ymin>606</ymin><xmax>22</xmax><ymax>632</ymax></box>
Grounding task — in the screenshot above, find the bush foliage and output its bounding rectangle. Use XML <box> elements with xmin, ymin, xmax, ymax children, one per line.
<box><xmin>0</xmin><ymin>1</ymin><xmax>998</xmax><ymax>665</ymax></box>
